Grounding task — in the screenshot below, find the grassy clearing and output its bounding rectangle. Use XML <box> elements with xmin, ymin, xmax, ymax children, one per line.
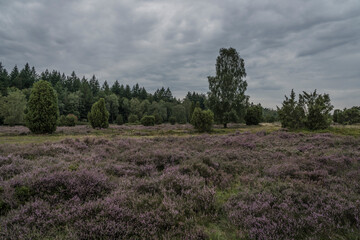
<box><xmin>1</xmin><ymin>124</ymin><xmax>360</xmax><ymax>239</ymax></box>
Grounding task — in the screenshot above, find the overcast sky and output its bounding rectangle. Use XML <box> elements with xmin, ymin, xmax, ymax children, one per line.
<box><xmin>1</xmin><ymin>0</ymin><xmax>359</xmax><ymax>108</ymax></box>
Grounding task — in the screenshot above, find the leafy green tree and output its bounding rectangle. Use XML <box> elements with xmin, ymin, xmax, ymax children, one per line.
<box><xmin>245</xmin><ymin>104</ymin><xmax>262</xmax><ymax>125</ymax></box>
<box><xmin>130</xmin><ymin>98</ymin><xmax>142</xmax><ymax>119</ymax></box>
<box><xmin>141</xmin><ymin>115</ymin><xmax>155</xmax><ymax>126</ymax></box>
<box><xmin>154</xmin><ymin>113</ymin><xmax>163</xmax><ymax>124</ymax></box>
<box><xmin>191</xmin><ymin>107</ymin><xmax>214</xmax><ymax>132</ymax></box>
<box><xmin>64</xmin><ymin>91</ymin><xmax>81</xmax><ymax>118</ymax></box>
<box><xmin>128</xmin><ymin>113</ymin><xmax>139</xmax><ymax>124</ymax></box>
<box><xmin>169</xmin><ymin>116</ymin><xmax>176</xmax><ymax>125</ymax></box>
<box><xmin>25</xmin><ymin>80</ymin><xmax>59</xmax><ymax>133</ymax></box>
<box><xmin>0</xmin><ymin>90</ymin><xmax>27</xmax><ymax>126</ymax></box>
<box><xmin>116</xmin><ymin>114</ymin><xmax>124</xmax><ymax>125</ymax></box>
<box><xmin>105</xmin><ymin>94</ymin><xmax>119</xmax><ymax>123</ymax></box>
<box><xmin>88</xmin><ymin>98</ymin><xmax>109</xmax><ymax>128</ymax></box>
<box><xmin>171</xmin><ymin>104</ymin><xmax>187</xmax><ymax>124</ymax></box>
<box><xmin>208</xmin><ymin>48</ymin><xmax>248</xmax><ymax>128</ymax></box>
<box><xmin>140</xmin><ymin>99</ymin><xmax>151</xmax><ymax>116</ymax></box>
<box><xmin>333</xmin><ymin>107</ymin><xmax>360</xmax><ymax>125</ymax></box>
<box><xmin>333</xmin><ymin>109</ymin><xmax>342</xmax><ymax>123</ymax></box>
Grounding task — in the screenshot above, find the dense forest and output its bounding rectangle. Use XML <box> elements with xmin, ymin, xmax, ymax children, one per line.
<box><xmin>0</xmin><ymin>62</ymin><xmax>277</xmax><ymax>126</ymax></box>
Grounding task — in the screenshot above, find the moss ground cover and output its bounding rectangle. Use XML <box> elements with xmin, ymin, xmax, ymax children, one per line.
<box><xmin>0</xmin><ymin>124</ymin><xmax>359</xmax><ymax>239</ymax></box>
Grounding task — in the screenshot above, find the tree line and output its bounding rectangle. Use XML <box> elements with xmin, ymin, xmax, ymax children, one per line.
<box><xmin>5</xmin><ymin>47</ymin><xmax>357</xmax><ymax>134</ymax></box>
<box><xmin>0</xmin><ymin>50</ymin><xmax>279</xmax><ymax>131</ymax></box>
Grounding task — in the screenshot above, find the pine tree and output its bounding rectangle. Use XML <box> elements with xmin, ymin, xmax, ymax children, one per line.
<box><xmin>88</xmin><ymin>98</ymin><xmax>109</xmax><ymax>128</ymax></box>
<box><xmin>25</xmin><ymin>80</ymin><xmax>59</xmax><ymax>133</ymax></box>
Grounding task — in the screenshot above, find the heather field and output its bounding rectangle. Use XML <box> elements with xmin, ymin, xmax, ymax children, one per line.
<box><xmin>0</xmin><ymin>125</ymin><xmax>360</xmax><ymax>239</ymax></box>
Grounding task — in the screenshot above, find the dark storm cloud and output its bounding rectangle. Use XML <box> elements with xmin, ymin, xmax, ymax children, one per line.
<box><xmin>1</xmin><ymin>0</ymin><xmax>359</xmax><ymax>108</ymax></box>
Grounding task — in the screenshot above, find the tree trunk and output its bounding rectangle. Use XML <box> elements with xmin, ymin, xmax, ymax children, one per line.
<box><xmin>224</xmin><ymin>123</ymin><xmax>227</xmax><ymax>128</ymax></box>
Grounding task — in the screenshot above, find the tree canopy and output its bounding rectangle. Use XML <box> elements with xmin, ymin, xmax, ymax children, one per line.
<box><xmin>208</xmin><ymin>48</ymin><xmax>248</xmax><ymax>128</ymax></box>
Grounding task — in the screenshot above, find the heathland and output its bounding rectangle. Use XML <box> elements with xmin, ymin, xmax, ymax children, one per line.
<box><xmin>0</xmin><ymin>123</ymin><xmax>359</xmax><ymax>239</ymax></box>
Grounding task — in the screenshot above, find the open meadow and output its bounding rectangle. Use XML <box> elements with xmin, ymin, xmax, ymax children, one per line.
<box><xmin>0</xmin><ymin>124</ymin><xmax>360</xmax><ymax>239</ymax></box>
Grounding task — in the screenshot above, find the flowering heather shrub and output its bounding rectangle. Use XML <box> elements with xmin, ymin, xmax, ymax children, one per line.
<box><xmin>0</xmin><ymin>129</ymin><xmax>360</xmax><ymax>239</ymax></box>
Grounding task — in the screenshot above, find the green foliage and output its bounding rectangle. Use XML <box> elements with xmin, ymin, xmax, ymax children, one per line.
<box><xmin>262</xmin><ymin>107</ymin><xmax>278</xmax><ymax>123</ymax></box>
<box><xmin>171</xmin><ymin>105</ymin><xmax>187</xmax><ymax>124</ymax></box>
<box><xmin>25</xmin><ymin>80</ymin><xmax>59</xmax><ymax>133</ymax></box>
<box><xmin>169</xmin><ymin>116</ymin><xmax>176</xmax><ymax>125</ymax></box>
<box><xmin>15</xmin><ymin>186</ymin><xmax>32</xmax><ymax>204</ymax></box>
<box><xmin>128</xmin><ymin>113</ymin><xmax>139</xmax><ymax>124</ymax></box>
<box><xmin>245</xmin><ymin>104</ymin><xmax>262</xmax><ymax>125</ymax></box>
<box><xmin>116</xmin><ymin>114</ymin><xmax>124</xmax><ymax>125</ymax></box>
<box><xmin>59</xmin><ymin>114</ymin><xmax>78</xmax><ymax>126</ymax></box>
<box><xmin>0</xmin><ymin>89</ymin><xmax>27</xmax><ymax>126</ymax></box>
<box><xmin>278</xmin><ymin>89</ymin><xmax>333</xmax><ymax>130</ymax></box>
<box><xmin>154</xmin><ymin>113</ymin><xmax>163</xmax><ymax>125</ymax></box>
<box><xmin>208</xmin><ymin>47</ymin><xmax>248</xmax><ymax>128</ymax></box>
<box><xmin>105</xmin><ymin>94</ymin><xmax>119</xmax><ymax>123</ymax></box>
<box><xmin>141</xmin><ymin>115</ymin><xmax>155</xmax><ymax>126</ymax></box>
<box><xmin>302</xmin><ymin>90</ymin><xmax>333</xmax><ymax>130</ymax></box>
<box><xmin>333</xmin><ymin>107</ymin><xmax>360</xmax><ymax>125</ymax></box>
<box><xmin>191</xmin><ymin>107</ymin><xmax>214</xmax><ymax>132</ymax></box>
<box><xmin>0</xmin><ymin>200</ymin><xmax>10</xmax><ymax>216</ymax></box>
<box><xmin>88</xmin><ymin>98</ymin><xmax>109</xmax><ymax>129</ymax></box>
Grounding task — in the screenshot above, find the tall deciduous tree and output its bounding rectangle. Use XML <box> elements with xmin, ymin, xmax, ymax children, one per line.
<box><xmin>25</xmin><ymin>80</ymin><xmax>59</xmax><ymax>133</ymax></box>
<box><xmin>208</xmin><ymin>48</ymin><xmax>248</xmax><ymax>128</ymax></box>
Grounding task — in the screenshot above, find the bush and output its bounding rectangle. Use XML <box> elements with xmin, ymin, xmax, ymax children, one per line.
<box><xmin>141</xmin><ymin>115</ymin><xmax>155</xmax><ymax>126</ymax></box>
<box><xmin>245</xmin><ymin>104</ymin><xmax>262</xmax><ymax>125</ymax></box>
<box><xmin>191</xmin><ymin>107</ymin><xmax>214</xmax><ymax>132</ymax></box>
<box><xmin>278</xmin><ymin>89</ymin><xmax>333</xmax><ymax>130</ymax></box>
<box><xmin>88</xmin><ymin>98</ymin><xmax>109</xmax><ymax>129</ymax></box>
<box><xmin>25</xmin><ymin>80</ymin><xmax>59</xmax><ymax>134</ymax></box>
<box><xmin>128</xmin><ymin>114</ymin><xmax>139</xmax><ymax>124</ymax></box>
<box><xmin>116</xmin><ymin>115</ymin><xmax>124</xmax><ymax>125</ymax></box>
<box><xmin>169</xmin><ymin>116</ymin><xmax>176</xmax><ymax>125</ymax></box>
<box><xmin>334</xmin><ymin>107</ymin><xmax>360</xmax><ymax>125</ymax></box>
<box><xmin>59</xmin><ymin>114</ymin><xmax>77</xmax><ymax>126</ymax></box>
<box><xmin>154</xmin><ymin>113</ymin><xmax>163</xmax><ymax>125</ymax></box>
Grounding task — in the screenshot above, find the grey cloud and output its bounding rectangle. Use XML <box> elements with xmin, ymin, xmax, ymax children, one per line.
<box><xmin>0</xmin><ymin>0</ymin><xmax>360</xmax><ymax>108</ymax></box>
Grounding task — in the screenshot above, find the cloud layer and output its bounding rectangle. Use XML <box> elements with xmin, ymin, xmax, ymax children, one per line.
<box><xmin>1</xmin><ymin>0</ymin><xmax>359</xmax><ymax>108</ymax></box>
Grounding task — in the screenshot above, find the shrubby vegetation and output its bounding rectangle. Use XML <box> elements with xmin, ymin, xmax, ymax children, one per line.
<box><xmin>58</xmin><ymin>114</ymin><xmax>78</xmax><ymax>126</ymax></box>
<box><xmin>0</xmin><ymin>128</ymin><xmax>359</xmax><ymax>239</ymax></box>
<box><xmin>88</xmin><ymin>98</ymin><xmax>109</xmax><ymax>129</ymax></box>
<box><xmin>25</xmin><ymin>80</ymin><xmax>59</xmax><ymax>134</ymax></box>
<box><xmin>333</xmin><ymin>106</ymin><xmax>360</xmax><ymax>125</ymax></box>
<box><xmin>140</xmin><ymin>115</ymin><xmax>155</xmax><ymax>126</ymax></box>
<box><xmin>245</xmin><ymin>104</ymin><xmax>262</xmax><ymax>125</ymax></box>
<box><xmin>278</xmin><ymin>89</ymin><xmax>333</xmax><ymax>130</ymax></box>
<box><xmin>0</xmin><ymin>89</ymin><xmax>26</xmax><ymax>126</ymax></box>
<box><xmin>191</xmin><ymin>107</ymin><xmax>214</xmax><ymax>132</ymax></box>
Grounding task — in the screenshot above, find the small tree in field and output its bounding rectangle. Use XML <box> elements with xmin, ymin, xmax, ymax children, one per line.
<box><xmin>191</xmin><ymin>107</ymin><xmax>214</xmax><ymax>132</ymax></box>
<box><xmin>88</xmin><ymin>98</ymin><xmax>109</xmax><ymax>128</ymax></box>
<box><xmin>26</xmin><ymin>80</ymin><xmax>59</xmax><ymax>133</ymax></box>
<box><xmin>245</xmin><ymin>104</ymin><xmax>262</xmax><ymax>125</ymax></box>
<box><xmin>277</xmin><ymin>89</ymin><xmax>333</xmax><ymax>130</ymax></box>
<box><xmin>141</xmin><ymin>115</ymin><xmax>155</xmax><ymax>126</ymax></box>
